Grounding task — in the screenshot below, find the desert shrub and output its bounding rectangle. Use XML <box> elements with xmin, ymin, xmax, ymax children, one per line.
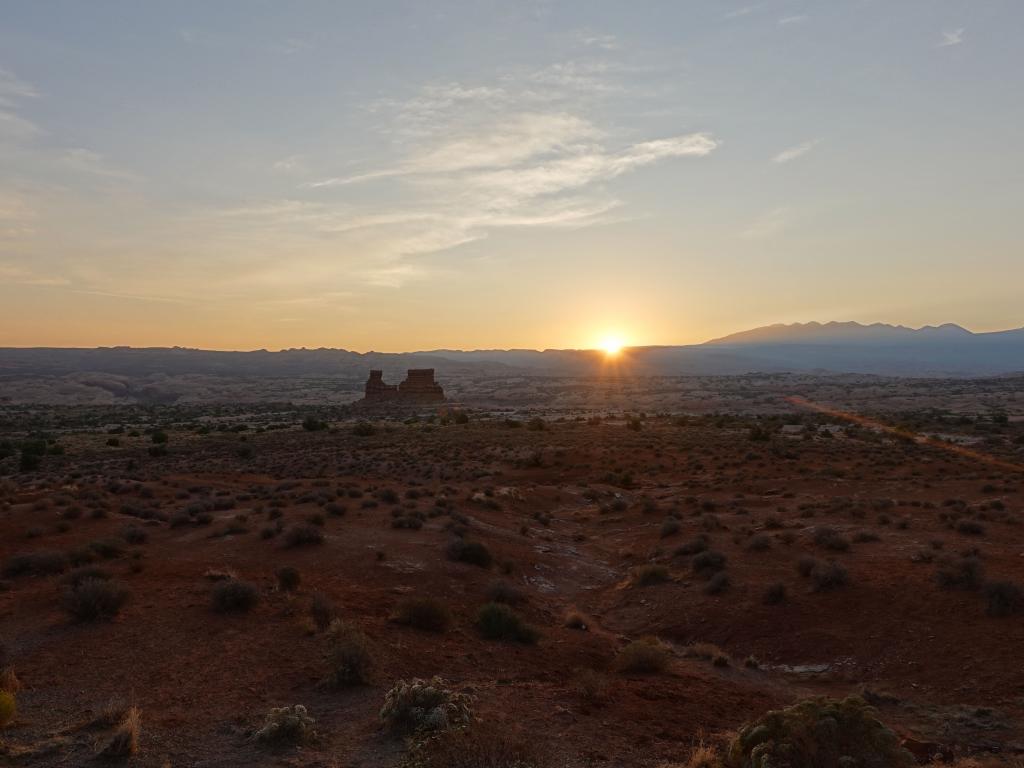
<box><xmin>985</xmin><ymin>581</ymin><xmax>1023</xmax><ymax>617</ymax></box>
<box><xmin>692</xmin><ymin>550</ymin><xmax>726</xmax><ymax>574</ymax></box>
<box><xmin>526</xmin><ymin>417</ymin><xmax>546</xmax><ymax>431</ymax></box>
<box><xmin>212</xmin><ymin>579</ymin><xmax>259</xmax><ymax>613</ymax></box>
<box><xmin>379</xmin><ymin>676</ymin><xmax>473</xmax><ymax>733</ymax></box>
<box><xmin>446</xmin><ymin>539</ymin><xmax>492</xmax><ymax>568</ymax></box>
<box><xmin>324</xmin><ymin>619</ymin><xmax>373</xmax><ymax>686</ymax></box>
<box><xmin>853</xmin><ymin>531</ymin><xmax>880</xmax><ymax>543</ymax></box>
<box><xmin>814</xmin><ymin>527</ymin><xmax>850</xmax><ymax>552</ymax></box>
<box><xmin>616</xmin><ymin>638</ymin><xmax>670</xmax><ymax>673</ymax></box>
<box><xmin>254</xmin><ymin>704</ymin><xmax>315</xmax><ymax>744</ymax></box>
<box><xmin>675</xmin><ymin>535</ymin><xmax>709</xmax><ymax>556</ymax></box>
<box><xmin>61</xmin><ymin>565</ymin><xmax>111</xmax><ymax>588</ymax></box>
<box><xmin>725</xmin><ymin>696</ymin><xmax>914</xmax><ymax>768</ymax></box>
<box><xmin>763</xmin><ymin>582</ymin><xmax>787</xmax><ymax>605</ymax></box>
<box><xmin>303</xmin><ymin>416</ymin><xmax>328</xmax><ymax>432</ymax></box>
<box><xmin>704</xmin><ymin>571</ymin><xmax>730</xmax><ymax>595</ymax></box>
<box><xmin>310</xmin><ymin>592</ymin><xmax>337</xmax><ymax>630</ymax></box>
<box><xmin>0</xmin><ymin>690</ymin><xmax>14</xmax><ymax>728</ymax></box>
<box><xmin>351</xmin><ymin>421</ymin><xmax>375</xmax><ymax>436</ymax></box>
<box><xmin>63</xmin><ymin>578</ymin><xmax>128</xmax><ymax>621</ymax></box>
<box><xmin>394</xmin><ymin>597</ymin><xmax>451</xmax><ymax>632</ymax></box>
<box><xmin>660</xmin><ymin>518</ymin><xmax>681</xmax><ymax>537</ymax></box>
<box><xmin>486</xmin><ymin>580</ymin><xmax>527</xmax><ymax>605</ymax></box>
<box><xmin>746</xmin><ymin>534</ymin><xmax>772</xmax><ymax>552</ymax></box>
<box><xmin>956</xmin><ymin>519</ymin><xmax>986</xmax><ymax>536</ymax></box>
<box><xmin>476</xmin><ymin>603</ymin><xmax>538</xmax><ymax>643</ymax></box>
<box><xmin>633</xmin><ymin>564</ymin><xmax>670</xmax><ymax>586</ymax></box>
<box><xmin>810</xmin><ymin>560</ymin><xmax>849</xmax><ymax>591</ymax></box>
<box><xmin>936</xmin><ymin>555</ymin><xmax>985</xmax><ymax>590</ymax></box>
<box><xmin>276</xmin><ymin>566</ymin><xmax>301</xmax><ymax>592</ymax></box>
<box><xmin>120</xmin><ymin>525</ymin><xmax>147</xmax><ymax>544</ymax></box>
<box><xmin>796</xmin><ymin>556</ymin><xmax>818</xmax><ymax>577</ymax></box>
<box><xmin>2</xmin><ymin>550</ymin><xmax>68</xmax><ymax>578</ymax></box>
<box><xmin>284</xmin><ymin>524</ymin><xmax>324</xmax><ymax>547</ymax></box>
<box><xmin>98</xmin><ymin>706</ymin><xmax>141</xmax><ymax>759</ymax></box>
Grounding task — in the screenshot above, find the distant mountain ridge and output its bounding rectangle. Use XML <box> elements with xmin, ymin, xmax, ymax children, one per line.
<box><xmin>704</xmin><ymin>320</ymin><xmax>1012</xmax><ymax>345</ymax></box>
<box><xmin>1</xmin><ymin>321</ymin><xmax>1023</xmax><ymax>386</ymax></box>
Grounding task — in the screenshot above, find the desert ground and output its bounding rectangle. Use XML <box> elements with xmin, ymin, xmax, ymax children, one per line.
<box><xmin>2</xmin><ymin>380</ymin><xmax>1024</xmax><ymax>766</ymax></box>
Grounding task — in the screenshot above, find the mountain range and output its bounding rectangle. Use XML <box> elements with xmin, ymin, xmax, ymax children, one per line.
<box><xmin>1</xmin><ymin>322</ymin><xmax>1023</xmax><ymax>383</ymax></box>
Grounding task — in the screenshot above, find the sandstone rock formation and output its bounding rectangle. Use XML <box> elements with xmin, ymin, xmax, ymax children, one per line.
<box><xmin>362</xmin><ymin>369</ymin><xmax>444</xmax><ymax>403</ymax></box>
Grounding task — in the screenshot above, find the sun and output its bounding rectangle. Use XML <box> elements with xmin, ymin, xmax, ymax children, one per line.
<box><xmin>599</xmin><ymin>335</ymin><xmax>625</xmax><ymax>357</ymax></box>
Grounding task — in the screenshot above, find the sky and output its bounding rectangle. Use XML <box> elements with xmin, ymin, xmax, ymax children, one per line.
<box><xmin>1</xmin><ymin>0</ymin><xmax>1021</xmax><ymax>352</ymax></box>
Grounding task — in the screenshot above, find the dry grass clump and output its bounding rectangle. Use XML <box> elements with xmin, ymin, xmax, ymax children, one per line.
<box><xmin>0</xmin><ymin>689</ymin><xmax>15</xmax><ymax>728</ymax></box>
<box><xmin>393</xmin><ymin>596</ymin><xmax>451</xmax><ymax>633</ymax></box>
<box><xmin>97</xmin><ymin>705</ymin><xmax>140</xmax><ymax>759</ymax></box>
<box><xmin>324</xmin><ymin>619</ymin><xmax>373</xmax><ymax>687</ymax></box>
<box><xmin>657</xmin><ymin>739</ymin><xmax>721</xmax><ymax>768</ymax></box>
<box><xmin>616</xmin><ymin>637</ymin><xmax>671</xmax><ymax>674</ymax></box>
<box><xmin>684</xmin><ymin>642</ymin><xmax>731</xmax><ymax>667</ymax></box>
<box><xmin>253</xmin><ymin>704</ymin><xmax>316</xmax><ymax>745</ymax></box>
<box><xmin>573</xmin><ymin>668</ymin><xmax>610</xmax><ymax>704</ymax></box>
<box><xmin>379</xmin><ymin>676</ymin><xmax>472</xmax><ymax>733</ymax></box>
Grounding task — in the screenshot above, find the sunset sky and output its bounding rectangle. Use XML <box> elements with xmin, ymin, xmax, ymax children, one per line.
<box><xmin>1</xmin><ymin>1</ymin><xmax>1021</xmax><ymax>351</ymax></box>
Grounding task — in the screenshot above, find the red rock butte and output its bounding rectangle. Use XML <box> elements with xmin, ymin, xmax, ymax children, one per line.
<box><xmin>362</xmin><ymin>368</ymin><xmax>445</xmax><ymax>403</ymax></box>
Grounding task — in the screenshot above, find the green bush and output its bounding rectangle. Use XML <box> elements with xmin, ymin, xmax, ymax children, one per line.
<box><xmin>324</xmin><ymin>619</ymin><xmax>373</xmax><ymax>686</ymax></box>
<box><xmin>725</xmin><ymin>696</ymin><xmax>914</xmax><ymax>768</ymax></box>
<box><xmin>475</xmin><ymin>603</ymin><xmax>538</xmax><ymax>643</ymax></box>
<box><xmin>212</xmin><ymin>579</ymin><xmax>259</xmax><ymax>613</ymax></box>
<box><xmin>447</xmin><ymin>539</ymin><xmax>492</xmax><ymax>568</ymax></box>
<box><xmin>64</xmin><ymin>578</ymin><xmax>128</xmax><ymax>621</ymax></box>
<box><xmin>394</xmin><ymin>597</ymin><xmax>451</xmax><ymax>633</ymax></box>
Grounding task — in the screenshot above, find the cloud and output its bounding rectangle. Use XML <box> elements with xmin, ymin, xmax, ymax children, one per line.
<box><xmin>740</xmin><ymin>207</ymin><xmax>793</xmax><ymax>239</ymax></box>
<box><xmin>778</xmin><ymin>15</ymin><xmax>808</xmax><ymax>27</ymax></box>
<box><xmin>0</xmin><ymin>68</ymin><xmax>39</xmax><ymax>108</ymax></box>
<box><xmin>723</xmin><ymin>5</ymin><xmax>763</xmax><ymax>20</ymax></box>
<box><xmin>772</xmin><ymin>139</ymin><xmax>819</xmax><ymax>164</ymax></box>
<box><xmin>0</xmin><ymin>67</ymin><xmax>40</xmax><ymax>140</ymax></box>
<box><xmin>287</xmin><ymin>58</ymin><xmax>718</xmax><ymax>287</ymax></box>
<box><xmin>573</xmin><ymin>30</ymin><xmax>620</xmax><ymax>51</ymax></box>
<box><xmin>60</xmin><ymin>148</ymin><xmax>136</xmax><ymax>180</ymax></box>
<box><xmin>938</xmin><ymin>28</ymin><xmax>965</xmax><ymax>47</ymax></box>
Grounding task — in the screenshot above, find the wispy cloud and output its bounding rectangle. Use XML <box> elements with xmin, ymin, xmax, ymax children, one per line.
<box><xmin>290</xmin><ymin>60</ymin><xmax>717</xmax><ymax>286</ymax></box>
<box><xmin>778</xmin><ymin>15</ymin><xmax>808</xmax><ymax>27</ymax></box>
<box><xmin>723</xmin><ymin>4</ymin><xmax>763</xmax><ymax>20</ymax></box>
<box><xmin>740</xmin><ymin>207</ymin><xmax>793</xmax><ymax>239</ymax></box>
<box><xmin>60</xmin><ymin>148</ymin><xmax>136</xmax><ymax>180</ymax></box>
<box><xmin>772</xmin><ymin>139</ymin><xmax>819</xmax><ymax>164</ymax></box>
<box><xmin>938</xmin><ymin>28</ymin><xmax>965</xmax><ymax>47</ymax></box>
<box><xmin>0</xmin><ymin>67</ymin><xmax>40</xmax><ymax>140</ymax></box>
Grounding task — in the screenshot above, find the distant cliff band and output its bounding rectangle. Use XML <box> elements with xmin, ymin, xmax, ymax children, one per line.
<box><xmin>362</xmin><ymin>369</ymin><xmax>445</xmax><ymax>403</ymax></box>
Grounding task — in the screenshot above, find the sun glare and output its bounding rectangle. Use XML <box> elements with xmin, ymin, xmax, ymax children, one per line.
<box><xmin>599</xmin><ymin>335</ymin><xmax>625</xmax><ymax>357</ymax></box>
